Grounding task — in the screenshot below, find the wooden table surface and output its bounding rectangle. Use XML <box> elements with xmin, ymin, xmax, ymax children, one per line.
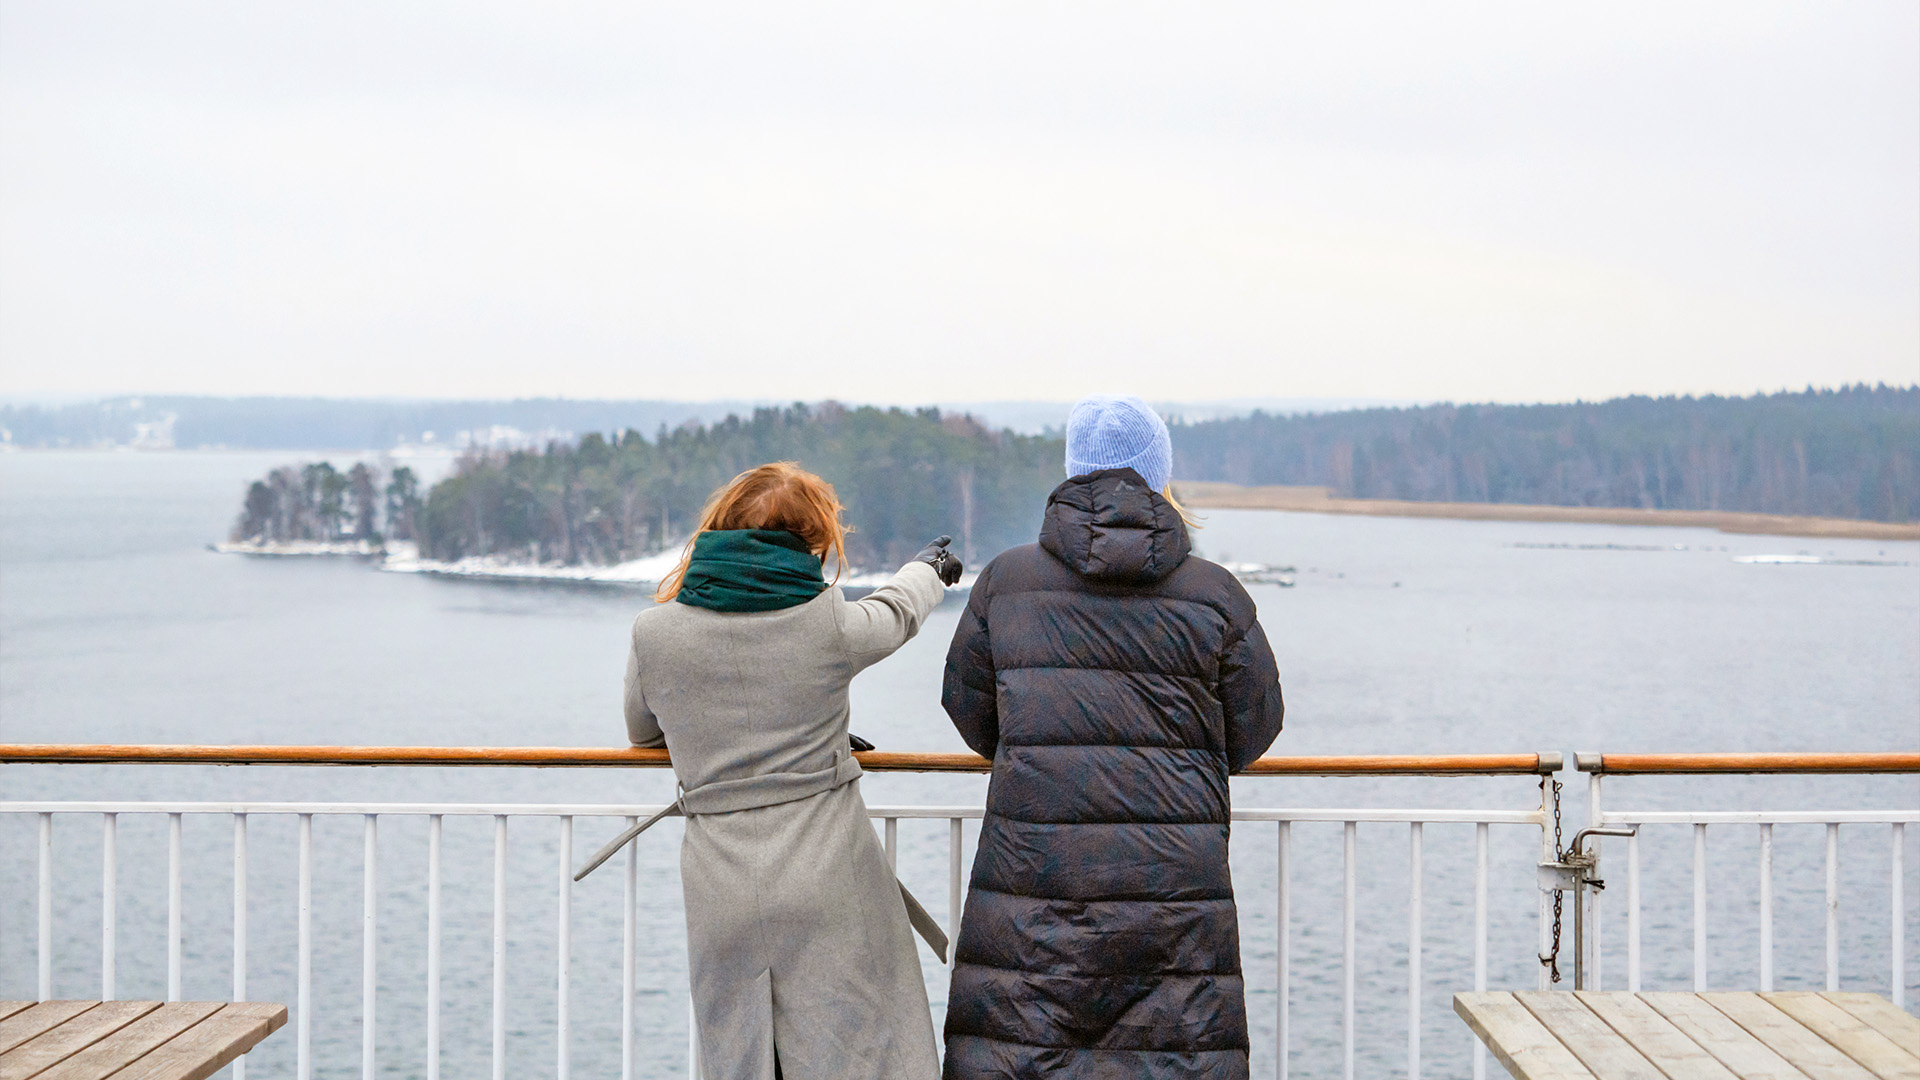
<box><xmin>0</xmin><ymin>1001</ymin><xmax>286</xmax><ymax>1080</ymax></box>
<box><xmin>1456</xmin><ymin>991</ymin><xmax>1918</xmax><ymax>1080</ymax></box>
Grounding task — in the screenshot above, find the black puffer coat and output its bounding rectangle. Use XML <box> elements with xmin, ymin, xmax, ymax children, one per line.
<box><xmin>941</xmin><ymin>468</ymin><xmax>1285</xmax><ymax>1080</ymax></box>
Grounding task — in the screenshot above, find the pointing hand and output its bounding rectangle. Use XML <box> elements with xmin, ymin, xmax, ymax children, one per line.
<box><xmin>913</xmin><ymin>536</ymin><xmax>964</xmax><ymax>586</ymax></box>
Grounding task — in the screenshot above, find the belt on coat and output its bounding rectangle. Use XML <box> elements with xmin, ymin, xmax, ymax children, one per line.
<box><xmin>572</xmin><ymin>754</ymin><xmax>950</xmax><ymax>962</ymax></box>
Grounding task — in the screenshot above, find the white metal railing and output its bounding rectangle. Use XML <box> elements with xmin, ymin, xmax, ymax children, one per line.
<box><xmin>6</xmin><ymin>801</ymin><xmax>981</xmax><ymax>1080</ymax></box>
<box><xmin>4</xmin><ymin>797</ymin><xmax>1552</xmax><ymax>1080</ymax></box>
<box><xmin>4</xmin><ymin>748</ymin><xmax>1914</xmax><ymax>1080</ymax></box>
<box><xmin>1573</xmin><ymin>753</ymin><xmax>1918</xmax><ymax>1012</ymax></box>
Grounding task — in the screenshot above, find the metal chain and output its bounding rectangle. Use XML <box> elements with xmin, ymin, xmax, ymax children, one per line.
<box><xmin>1538</xmin><ymin>775</ymin><xmax>1565</xmax><ymax>984</ymax></box>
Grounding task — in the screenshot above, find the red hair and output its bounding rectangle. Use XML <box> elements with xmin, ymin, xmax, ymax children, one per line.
<box><xmin>655</xmin><ymin>462</ymin><xmax>850</xmax><ymax>602</ymax></box>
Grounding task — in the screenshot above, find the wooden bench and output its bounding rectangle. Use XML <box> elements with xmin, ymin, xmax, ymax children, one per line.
<box><xmin>1456</xmin><ymin>991</ymin><xmax>1917</xmax><ymax>1080</ymax></box>
<box><xmin>0</xmin><ymin>1000</ymin><xmax>286</xmax><ymax>1080</ymax></box>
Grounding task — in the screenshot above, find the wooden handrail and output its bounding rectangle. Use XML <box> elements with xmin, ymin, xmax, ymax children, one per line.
<box><xmin>12</xmin><ymin>746</ymin><xmax>1913</xmax><ymax>775</ymax></box>
<box><xmin>0</xmin><ymin>744</ymin><xmax>1562</xmax><ymax>776</ymax></box>
<box><xmin>1240</xmin><ymin>753</ymin><xmax>1557</xmax><ymax>776</ymax></box>
<box><xmin>1575</xmin><ymin>751</ymin><xmax>1920</xmax><ymax>775</ymax></box>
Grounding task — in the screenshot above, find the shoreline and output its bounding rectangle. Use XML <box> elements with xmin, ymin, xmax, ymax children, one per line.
<box><xmin>211</xmin><ymin>544</ymin><xmax>1290</xmax><ymax>591</ymax></box>
<box><xmin>210</xmin><ymin>541</ymin><xmax>997</xmax><ymax>593</ymax></box>
<box><xmin>1172</xmin><ymin>482</ymin><xmax>1920</xmax><ymax>541</ymax></box>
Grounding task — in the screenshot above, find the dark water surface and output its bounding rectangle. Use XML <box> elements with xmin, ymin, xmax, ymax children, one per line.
<box><xmin>2</xmin><ymin>451</ymin><xmax>1915</xmax><ymax>1078</ymax></box>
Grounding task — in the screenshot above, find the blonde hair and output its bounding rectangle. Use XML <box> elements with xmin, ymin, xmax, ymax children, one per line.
<box><xmin>1163</xmin><ymin>485</ymin><xmax>1203</xmax><ymax>530</ymax></box>
<box><xmin>655</xmin><ymin>462</ymin><xmax>850</xmax><ymax>602</ymax></box>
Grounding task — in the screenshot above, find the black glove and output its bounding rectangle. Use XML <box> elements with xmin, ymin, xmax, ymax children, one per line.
<box><xmin>848</xmin><ymin>733</ymin><xmax>875</xmax><ymax>752</ymax></box>
<box><xmin>913</xmin><ymin>535</ymin><xmax>964</xmax><ymax>586</ymax></box>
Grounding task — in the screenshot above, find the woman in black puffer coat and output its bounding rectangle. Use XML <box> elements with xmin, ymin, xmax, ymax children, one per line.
<box><xmin>941</xmin><ymin>396</ymin><xmax>1284</xmax><ymax>1080</ymax></box>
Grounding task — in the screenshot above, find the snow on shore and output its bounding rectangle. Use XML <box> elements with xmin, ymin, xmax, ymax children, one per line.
<box><xmin>380</xmin><ymin>547</ymin><xmax>981</xmax><ymax>591</ymax></box>
<box><xmin>380</xmin><ymin>547</ymin><xmax>686</xmax><ymax>587</ymax></box>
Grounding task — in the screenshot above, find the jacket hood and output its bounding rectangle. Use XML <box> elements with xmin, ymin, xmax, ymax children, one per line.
<box><xmin>1038</xmin><ymin>468</ymin><xmax>1191</xmax><ymax>584</ymax></box>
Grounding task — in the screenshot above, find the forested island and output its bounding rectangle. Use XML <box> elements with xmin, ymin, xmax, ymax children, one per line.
<box><xmin>1169</xmin><ymin>385</ymin><xmax>1917</xmax><ymax>524</ymax></box>
<box><xmin>230</xmin><ymin>404</ymin><xmax>1058</xmax><ymax>568</ymax></box>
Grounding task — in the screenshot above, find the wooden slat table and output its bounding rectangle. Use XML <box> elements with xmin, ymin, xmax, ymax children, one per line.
<box><xmin>0</xmin><ymin>1001</ymin><xmax>285</xmax><ymax>1080</ymax></box>
<box><xmin>1456</xmin><ymin>992</ymin><xmax>1918</xmax><ymax>1080</ymax></box>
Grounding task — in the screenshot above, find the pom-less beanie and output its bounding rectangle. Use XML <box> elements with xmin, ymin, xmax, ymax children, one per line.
<box><xmin>1064</xmin><ymin>394</ymin><xmax>1173</xmax><ymax>492</ymax></box>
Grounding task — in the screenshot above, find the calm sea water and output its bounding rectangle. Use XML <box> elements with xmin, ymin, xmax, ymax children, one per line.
<box><xmin>2</xmin><ymin>451</ymin><xmax>1915</xmax><ymax>1078</ymax></box>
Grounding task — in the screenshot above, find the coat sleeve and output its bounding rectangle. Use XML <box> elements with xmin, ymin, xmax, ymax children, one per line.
<box><xmin>941</xmin><ymin>562</ymin><xmax>999</xmax><ymax>759</ymax></box>
<box><xmin>837</xmin><ymin>561</ymin><xmax>945</xmax><ymax>674</ymax></box>
<box><xmin>624</xmin><ymin>617</ymin><xmax>666</xmax><ymax>749</ymax></box>
<box><xmin>1220</xmin><ymin>616</ymin><xmax>1283</xmax><ymax>774</ymax></box>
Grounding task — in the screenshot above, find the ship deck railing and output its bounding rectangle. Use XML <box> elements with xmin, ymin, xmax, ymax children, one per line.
<box><xmin>1</xmin><ymin>746</ymin><xmax>1913</xmax><ymax>1080</ymax></box>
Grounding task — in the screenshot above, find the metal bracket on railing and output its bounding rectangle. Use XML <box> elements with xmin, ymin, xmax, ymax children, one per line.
<box><xmin>1538</xmin><ymin>825</ymin><xmax>1636</xmax><ymax>988</ymax></box>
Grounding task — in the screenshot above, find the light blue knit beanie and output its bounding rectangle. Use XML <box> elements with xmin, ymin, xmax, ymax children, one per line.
<box><xmin>1064</xmin><ymin>394</ymin><xmax>1173</xmax><ymax>492</ymax></box>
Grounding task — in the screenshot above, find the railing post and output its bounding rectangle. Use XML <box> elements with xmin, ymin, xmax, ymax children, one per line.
<box><xmin>1538</xmin><ymin>794</ymin><xmax>1553</xmax><ymax>992</ymax></box>
<box><xmin>1627</xmin><ymin>829</ymin><xmax>1641</xmax><ymax>992</ymax></box>
<box><xmin>1893</xmin><ymin>822</ymin><xmax>1906</xmax><ymax>1009</ymax></box>
<box><xmin>1342</xmin><ymin>820</ymin><xmax>1356</xmax><ymax>1080</ymax></box>
<box><xmin>1692</xmin><ymin>823</ymin><xmax>1707</xmax><ymax>991</ymax></box>
<box><xmin>558</xmin><ymin>815</ymin><xmax>572</xmax><ymax>1080</ymax></box>
<box><xmin>1758</xmin><ymin>823</ymin><xmax>1773</xmax><ymax>992</ymax></box>
<box><xmin>493</xmin><ymin>815</ymin><xmax>508</xmax><ymax>1080</ymax></box>
<box><xmin>102</xmin><ymin>812</ymin><xmax>116</xmax><ymax>1001</ymax></box>
<box><xmin>1825</xmin><ymin>822</ymin><xmax>1840</xmax><ymax>990</ymax></box>
<box><xmin>1277</xmin><ymin>820</ymin><xmax>1290</xmax><ymax>1080</ymax></box>
<box><xmin>1407</xmin><ymin>821</ymin><xmax>1422</xmax><ymax>1080</ymax></box>
<box><xmin>298</xmin><ymin>812</ymin><xmax>313</xmax><ymax>1080</ymax></box>
<box><xmin>37</xmin><ymin>812</ymin><xmax>52</xmax><ymax>1001</ymax></box>
<box><xmin>233</xmin><ymin>813</ymin><xmax>248</xmax><ymax>1080</ymax></box>
<box><xmin>1573</xmin><ymin>857</ymin><xmax>1586</xmax><ymax>990</ymax></box>
<box><xmin>623</xmin><ymin>815</ymin><xmax>637</xmax><ymax>1080</ymax></box>
<box><xmin>1586</xmin><ymin>773</ymin><xmax>1602</xmax><ymax>990</ymax></box>
<box><xmin>168</xmin><ymin>812</ymin><xmax>183</xmax><ymax>1001</ymax></box>
<box><xmin>949</xmin><ymin>817</ymin><xmax>963</xmax><ymax>969</ymax></box>
<box><xmin>427</xmin><ymin>814</ymin><xmax>442</xmax><ymax>1080</ymax></box>
<box><xmin>1472</xmin><ymin>822</ymin><xmax>1487</xmax><ymax>1080</ymax></box>
<box><xmin>364</xmin><ymin>814</ymin><xmax>377</xmax><ymax>1080</ymax></box>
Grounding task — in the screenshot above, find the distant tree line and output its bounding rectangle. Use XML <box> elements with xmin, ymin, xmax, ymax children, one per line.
<box><xmin>1</xmin><ymin>396</ymin><xmax>760</xmax><ymax>450</ymax></box>
<box><xmin>415</xmin><ymin>404</ymin><xmax>1061</xmax><ymax>568</ymax></box>
<box><xmin>1170</xmin><ymin>384</ymin><xmax>1920</xmax><ymax>522</ymax></box>
<box><xmin>232</xmin><ymin>462</ymin><xmax>422</xmax><ymax>544</ymax></box>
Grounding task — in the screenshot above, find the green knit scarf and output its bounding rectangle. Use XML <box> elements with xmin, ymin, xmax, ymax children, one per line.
<box><xmin>674</xmin><ymin>529</ymin><xmax>829</xmax><ymax>613</ymax></box>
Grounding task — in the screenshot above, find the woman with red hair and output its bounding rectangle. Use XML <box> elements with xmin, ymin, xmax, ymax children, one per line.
<box><xmin>625</xmin><ymin>461</ymin><xmax>962</xmax><ymax>1080</ymax></box>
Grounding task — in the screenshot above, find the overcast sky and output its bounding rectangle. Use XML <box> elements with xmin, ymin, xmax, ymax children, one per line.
<box><xmin>2</xmin><ymin>2</ymin><xmax>1915</xmax><ymax>405</ymax></box>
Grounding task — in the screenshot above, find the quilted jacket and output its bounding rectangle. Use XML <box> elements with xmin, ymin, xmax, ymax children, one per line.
<box><xmin>941</xmin><ymin>468</ymin><xmax>1285</xmax><ymax>1079</ymax></box>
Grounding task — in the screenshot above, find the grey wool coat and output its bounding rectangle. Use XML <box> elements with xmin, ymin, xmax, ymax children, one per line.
<box><xmin>625</xmin><ymin>561</ymin><xmax>947</xmax><ymax>1080</ymax></box>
